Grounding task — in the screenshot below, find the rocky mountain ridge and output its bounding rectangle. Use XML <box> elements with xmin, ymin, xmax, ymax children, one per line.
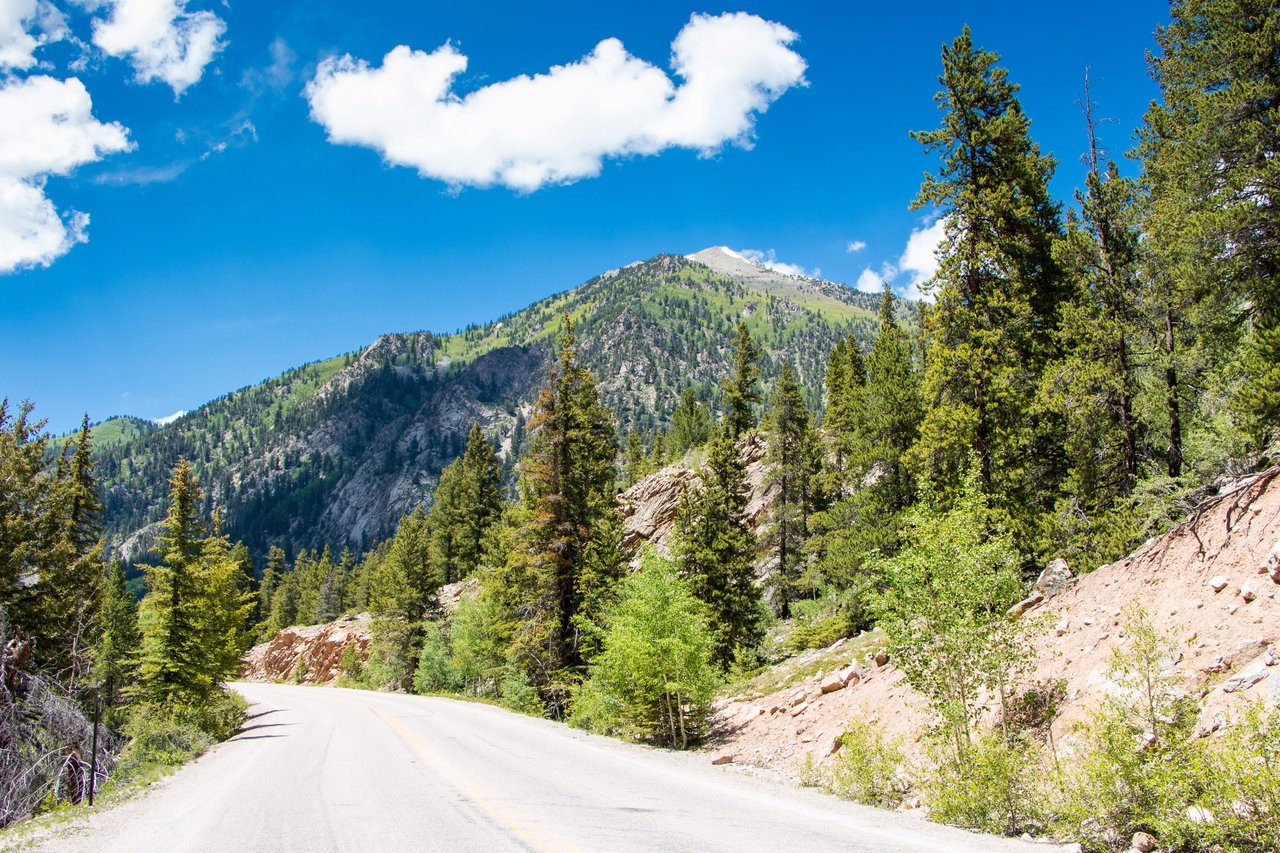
<box><xmin>95</xmin><ymin>249</ymin><xmax>900</xmax><ymax>563</ymax></box>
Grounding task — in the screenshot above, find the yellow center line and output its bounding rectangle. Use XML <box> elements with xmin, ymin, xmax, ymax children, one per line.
<box><xmin>367</xmin><ymin>702</ymin><xmax>578</xmax><ymax>853</ymax></box>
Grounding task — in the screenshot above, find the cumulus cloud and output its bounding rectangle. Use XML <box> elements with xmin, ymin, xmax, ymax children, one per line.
<box><xmin>855</xmin><ymin>266</ymin><xmax>886</xmax><ymax>294</ymax></box>
<box><xmin>897</xmin><ymin>216</ymin><xmax>946</xmax><ymax>300</ymax></box>
<box><xmin>740</xmin><ymin>248</ymin><xmax>817</xmax><ymax>278</ymax></box>
<box><xmin>305</xmin><ymin>12</ymin><xmax>806</xmax><ymax>191</ymax></box>
<box><xmin>1</xmin><ymin>0</ymin><xmax>68</xmax><ymax>69</ymax></box>
<box><xmin>846</xmin><ymin>239</ymin><xmax>866</xmax><ymax>253</ymax></box>
<box><xmin>92</xmin><ymin>0</ymin><xmax>226</xmax><ymax>95</ymax></box>
<box><xmin>0</xmin><ymin>75</ymin><xmax>133</xmax><ymax>273</ymax></box>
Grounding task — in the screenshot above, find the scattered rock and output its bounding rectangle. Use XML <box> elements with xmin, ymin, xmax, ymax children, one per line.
<box><xmin>711</xmin><ymin>753</ymin><xmax>735</xmax><ymax>766</ymax></box>
<box><xmin>1240</xmin><ymin>581</ymin><xmax>1258</xmax><ymax>603</ymax></box>
<box><xmin>1007</xmin><ymin>591</ymin><xmax>1045</xmax><ymax>618</ymax></box>
<box><xmin>1054</xmin><ymin>618</ymin><xmax>1070</xmax><ymax>637</ymax></box>
<box><xmin>1185</xmin><ymin>805</ymin><xmax>1215</xmax><ymax>824</ymax></box>
<box><xmin>819</xmin><ymin>673</ymin><xmax>845</xmax><ymax>694</ymax></box>
<box><xmin>837</xmin><ymin>664</ymin><xmax>861</xmax><ymax>687</ymax></box>
<box><xmin>1131</xmin><ymin>831</ymin><xmax>1157</xmax><ymax>853</ymax></box>
<box><xmin>874</xmin><ymin>650</ymin><xmax>889</xmax><ymax>667</ymax></box>
<box><xmin>1260</xmin><ymin>540</ymin><xmax>1280</xmax><ymax>582</ymax></box>
<box><xmin>1035</xmin><ymin>558</ymin><xmax>1073</xmax><ymax>599</ymax></box>
<box><xmin>1210</xmin><ymin>575</ymin><xmax>1230</xmax><ymax>593</ymax></box>
<box><xmin>1223</xmin><ymin>660</ymin><xmax>1270</xmax><ymax>693</ymax></box>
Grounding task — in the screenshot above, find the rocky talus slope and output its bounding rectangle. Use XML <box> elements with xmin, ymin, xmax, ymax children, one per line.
<box><xmin>702</xmin><ymin>468</ymin><xmax>1280</xmax><ymax>785</ymax></box>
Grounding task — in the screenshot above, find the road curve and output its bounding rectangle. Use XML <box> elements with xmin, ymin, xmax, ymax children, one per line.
<box><xmin>21</xmin><ymin>682</ymin><xmax>1051</xmax><ymax>852</ymax></box>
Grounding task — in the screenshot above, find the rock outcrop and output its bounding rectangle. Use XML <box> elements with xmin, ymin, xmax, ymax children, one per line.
<box><xmin>619</xmin><ymin>432</ymin><xmax>771</xmax><ymax>566</ymax></box>
<box><xmin>241</xmin><ymin>615</ymin><xmax>372</xmax><ymax>685</ymax></box>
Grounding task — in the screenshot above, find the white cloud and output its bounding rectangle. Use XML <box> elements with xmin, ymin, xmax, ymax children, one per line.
<box><xmin>305</xmin><ymin>12</ymin><xmax>806</xmax><ymax>191</ymax></box>
<box><xmin>855</xmin><ymin>266</ymin><xmax>884</xmax><ymax>294</ymax></box>
<box><xmin>897</xmin><ymin>216</ymin><xmax>946</xmax><ymax>300</ymax></box>
<box><xmin>0</xmin><ymin>75</ymin><xmax>133</xmax><ymax>273</ymax></box>
<box><xmin>92</xmin><ymin>0</ymin><xmax>226</xmax><ymax>95</ymax></box>
<box><xmin>1</xmin><ymin>0</ymin><xmax>67</xmax><ymax>69</ymax></box>
<box><xmin>740</xmin><ymin>248</ymin><xmax>817</xmax><ymax>278</ymax></box>
<box><xmin>155</xmin><ymin>409</ymin><xmax>185</xmax><ymax>425</ymax></box>
<box><xmin>846</xmin><ymin>240</ymin><xmax>866</xmax><ymax>253</ymax></box>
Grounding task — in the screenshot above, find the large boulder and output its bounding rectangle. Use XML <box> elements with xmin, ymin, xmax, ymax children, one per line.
<box><xmin>1035</xmin><ymin>558</ymin><xmax>1072</xmax><ymax>599</ymax></box>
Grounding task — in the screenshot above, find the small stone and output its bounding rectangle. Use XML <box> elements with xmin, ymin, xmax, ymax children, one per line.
<box><xmin>790</xmin><ymin>703</ymin><xmax>808</xmax><ymax>717</ymax></box>
<box><xmin>1223</xmin><ymin>660</ymin><xmax>1270</xmax><ymax>693</ymax></box>
<box><xmin>711</xmin><ymin>753</ymin><xmax>735</xmax><ymax>765</ymax></box>
<box><xmin>819</xmin><ymin>673</ymin><xmax>845</xmax><ymax>694</ymax></box>
<box><xmin>1131</xmin><ymin>831</ymin><xmax>1157</xmax><ymax>853</ymax></box>
<box><xmin>874</xmin><ymin>650</ymin><xmax>889</xmax><ymax>667</ymax></box>
<box><xmin>1228</xmin><ymin>605</ymin><xmax>1239</xmax><ymax>615</ymax></box>
<box><xmin>1186</xmin><ymin>805</ymin><xmax>1215</xmax><ymax>824</ymax></box>
<box><xmin>1210</xmin><ymin>575</ymin><xmax>1230</xmax><ymax>592</ymax></box>
<box><xmin>1054</xmin><ymin>619</ymin><xmax>1070</xmax><ymax>636</ymax></box>
<box><xmin>1194</xmin><ymin>600</ymin><xmax>1204</xmax><ymax>609</ymax></box>
<box><xmin>1240</xmin><ymin>581</ymin><xmax>1258</xmax><ymax>603</ymax></box>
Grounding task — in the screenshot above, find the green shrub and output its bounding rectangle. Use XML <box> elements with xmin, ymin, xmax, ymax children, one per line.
<box><xmin>825</xmin><ymin>718</ymin><xmax>910</xmax><ymax>808</ymax></box>
<box><xmin>573</xmin><ymin>553</ymin><xmax>719</xmax><ymax>747</ymax></box>
<box><xmin>118</xmin><ymin>705</ymin><xmax>214</xmax><ymax>770</ymax></box>
<box><xmin>412</xmin><ymin>621</ymin><xmax>458</xmax><ymax>694</ymax></box>
<box><xmin>925</xmin><ymin>732</ymin><xmax>1044</xmax><ymax>836</ymax></box>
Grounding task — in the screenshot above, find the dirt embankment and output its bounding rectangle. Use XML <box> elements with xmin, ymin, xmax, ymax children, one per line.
<box><xmin>706</xmin><ymin>468</ymin><xmax>1280</xmax><ymax>781</ymax></box>
<box><xmin>241</xmin><ymin>615</ymin><xmax>372</xmax><ymax>684</ymax></box>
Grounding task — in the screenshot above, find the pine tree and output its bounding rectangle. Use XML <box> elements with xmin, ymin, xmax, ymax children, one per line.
<box><xmin>1142</xmin><ymin>1</ymin><xmax>1280</xmax><ymax>450</ymax></box>
<box><xmin>95</xmin><ymin>561</ymin><xmax>139</xmax><ymax>710</ymax></box>
<box><xmin>674</xmin><ymin>426</ymin><xmax>761</xmax><ymax>666</ymax></box>
<box><xmin>135</xmin><ymin>460</ymin><xmax>251</xmax><ymax>704</ymax></box>
<box><xmin>623</xmin><ymin>432</ymin><xmax>645</xmax><ymax>487</ymax></box>
<box><xmin>907</xmin><ymin>27</ymin><xmax>1065</xmax><ymax>547</ymax></box>
<box><xmin>670</xmin><ymin>388</ymin><xmax>712</xmax><ymax>455</ymax></box>
<box><xmin>137</xmin><ymin>459</ymin><xmax>206</xmax><ymax>701</ymax></box>
<box><xmin>495</xmin><ymin>316</ymin><xmax>621</xmax><ymax>713</ymax></box>
<box><xmin>1047</xmin><ymin>88</ymin><xmax>1152</xmax><ymax>564</ymax></box>
<box><xmin>721</xmin><ymin>322</ymin><xmax>764</xmax><ymax>439</ymax></box>
<box><xmin>764</xmin><ymin>362</ymin><xmax>821</xmax><ymax>617</ymax></box>
<box><xmin>258</xmin><ymin>545</ymin><xmax>286</xmax><ymax>636</ymax></box>
<box><xmin>457</xmin><ymin>424</ymin><xmax>503</xmax><ymax>578</ymax></box>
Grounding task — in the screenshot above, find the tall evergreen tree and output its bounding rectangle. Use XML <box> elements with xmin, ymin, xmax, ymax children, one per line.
<box><xmin>258</xmin><ymin>545</ymin><xmax>286</xmax><ymax>636</ymax></box>
<box><xmin>721</xmin><ymin>322</ymin><xmax>764</xmax><ymax>439</ymax></box>
<box><xmin>135</xmin><ymin>461</ymin><xmax>251</xmax><ymax>703</ymax></box>
<box><xmin>675</xmin><ymin>426</ymin><xmax>761</xmax><ymax>666</ymax></box>
<box><xmin>1048</xmin><ymin>89</ymin><xmax>1153</xmax><ymax>564</ymax></box>
<box><xmin>670</xmin><ymin>388</ymin><xmax>712</xmax><ymax>455</ymax></box>
<box><xmin>764</xmin><ymin>362</ymin><xmax>821</xmax><ymax>618</ymax></box>
<box><xmin>95</xmin><ymin>560</ymin><xmax>139</xmax><ymax>711</ymax></box>
<box><xmin>495</xmin><ymin>316</ymin><xmax>621</xmax><ymax>713</ymax></box>
<box><xmin>810</xmin><ymin>287</ymin><xmax>922</xmax><ymax>629</ymax></box>
<box><xmin>429</xmin><ymin>424</ymin><xmax>501</xmax><ymax>585</ymax></box>
<box><xmin>1142</xmin><ymin>1</ymin><xmax>1280</xmax><ymax>451</ymax></box>
<box><xmin>907</xmin><ymin>27</ymin><xmax>1065</xmax><ymax>547</ymax></box>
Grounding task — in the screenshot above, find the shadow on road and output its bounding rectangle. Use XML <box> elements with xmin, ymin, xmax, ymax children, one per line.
<box><xmin>229</xmin><ymin>721</ymin><xmax>292</xmax><ymax>741</ymax></box>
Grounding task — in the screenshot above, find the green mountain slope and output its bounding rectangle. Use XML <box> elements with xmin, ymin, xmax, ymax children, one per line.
<box><xmin>96</xmin><ymin>249</ymin><xmax>913</xmax><ymax>562</ymax></box>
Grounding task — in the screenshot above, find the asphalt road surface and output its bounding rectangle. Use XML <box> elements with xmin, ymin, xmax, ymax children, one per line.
<box><xmin>23</xmin><ymin>682</ymin><xmax>1054</xmax><ymax>852</ymax></box>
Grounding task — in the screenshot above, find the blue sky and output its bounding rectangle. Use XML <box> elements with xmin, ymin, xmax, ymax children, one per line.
<box><xmin>2</xmin><ymin>0</ymin><xmax>1169</xmax><ymax>434</ymax></box>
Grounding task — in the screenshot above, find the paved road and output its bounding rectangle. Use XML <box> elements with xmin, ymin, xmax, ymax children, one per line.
<box><xmin>23</xmin><ymin>683</ymin><xmax>1052</xmax><ymax>852</ymax></box>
